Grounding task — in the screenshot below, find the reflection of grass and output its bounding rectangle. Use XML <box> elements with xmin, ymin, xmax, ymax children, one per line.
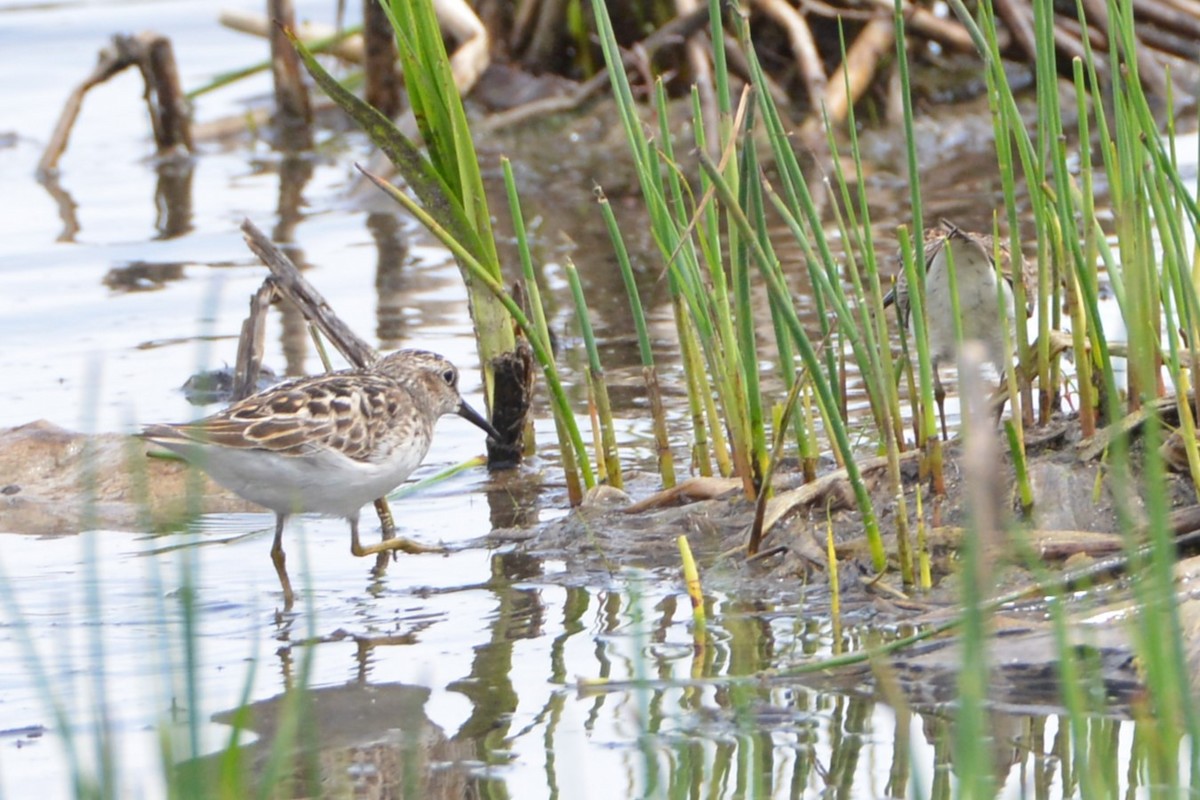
<box><xmin>588</xmin><ymin>0</ymin><xmax>1199</xmax><ymax>792</ymax></box>
<box><xmin>290</xmin><ymin>0</ymin><xmax>1199</xmax><ymax>789</ymax></box>
<box><xmin>14</xmin><ymin>0</ymin><xmax>1200</xmax><ymax>793</ymax></box>
<box><xmin>0</xmin><ymin>439</ymin><xmax>323</xmax><ymax>797</ymax></box>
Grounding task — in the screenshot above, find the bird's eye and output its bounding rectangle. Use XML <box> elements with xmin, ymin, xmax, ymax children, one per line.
<box><xmin>441</xmin><ymin>368</ymin><xmax>457</xmax><ymax>386</ymax></box>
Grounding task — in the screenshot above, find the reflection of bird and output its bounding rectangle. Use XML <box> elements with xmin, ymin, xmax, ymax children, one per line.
<box><xmin>885</xmin><ymin>221</ymin><xmax>1035</xmax><ymax>438</ymax></box>
<box><xmin>143</xmin><ymin>350</ymin><xmax>498</xmax><ymax>609</ymax></box>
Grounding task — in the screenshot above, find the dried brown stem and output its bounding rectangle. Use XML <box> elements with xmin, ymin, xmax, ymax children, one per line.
<box><xmin>224</xmin><ymin>1</ymin><xmax>489</xmax><ymax>96</ymax></box>
<box><xmin>1079</xmin><ymin>0</ymin><xmax>1169</xmax><ymax>97</ymax></box>
<box><xmin>141</xmin><ymin>35</ymin><xmax>192</xmax><ymax>156</ymax></box>
<box><xmin>363</xmin><ymin>0</ymin><xmax>401</xmax><ymax>118</ymax></box>
<box><xmin>232</xmin><ymin>281</ymin><xmax>278</xmax><ymax>402</ymax></box>
<box><xmin>487</xmin><ymin>343</ymin><xmax>535</xmax><ymax>469</ymax></box>
<box><xmin>481</xmin><ymin>6</ymin><xmax>714</xmax><ymax>132</ymax></box>
<box><xmin>856</xmin><ymin>0</ymin><xmax>978</xmax><ymax>52</ymax></box>
<box><xmin>753</xmin><ymin>0</ymin><xmax>826</xmax><ymax>107</ymax></box>
<box><xmin>269</xmin><ymin>1</ymin><xmax>314</xmax><ymax>150</ymax></box>
<box><xmin>239</xmin><ymin>219</ymin><xmax>378</xmax><ymax>369</ymax></box>
<box><xmin>816</xmin><ymin>17</ymin><xmax>894</xmax><ymax>128</ymax></box>
<box><xmin>522</xmin><ymin>0</ymin><xmax>568</xmax><ymax>70</ymax></box>
<box><xmin>994</xmin><ymin>0</ymin><xmax>1038</xmax><ymax>63</ymax></box>
<box><xmin>1132</xmin><ymin>0</ymin><xmax>1200</xmax><ymax>39</ymax></box>
<box><xmin>677</xmin><ymin>0</ymin><xmax>718</xmax><ymax>151</ymax></box>
<box><xmin>1159</xmin><ymin>0</ymin><xmax>1200</xmax><ymax>21</ymax></box>
<box><xmin>219</xmin><ymin>9</ymin><xmax>365</xmax><ymax>61</ymax></box>
<box><xmin>38</xmin><ymin>32</ymin><xmax>192</xmax><ymax>175</ymax></box>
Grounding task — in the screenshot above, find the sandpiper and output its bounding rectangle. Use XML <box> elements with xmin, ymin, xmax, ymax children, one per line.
<box><xmin>885</xmin><ymin>220</ymin><xmax>1035</xmax><ymax>438</ymax></box>
<box><xmin>143</xmin><ymin>349</ymin><xmax>499</xmax><ymax>608</ymax></box>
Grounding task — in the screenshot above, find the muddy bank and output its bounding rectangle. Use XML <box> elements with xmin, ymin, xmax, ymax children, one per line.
<box><xmin>518</xmin><ymin>418</ymin><xmax>1200</xmax><ymax>714</ymax></box>
<box><xmin>4</xmin><ymin>417</ymin><xmax>1196</xmax><ymax>581</ymax></box>
<box><xmin>8</xmin><ymin>415</ymin><xmax>1200</xmax><ymax>719</ymax></box>
<box><xmin>0</xmin><ymin>420</ymin><xmax>257</xmax><ymax>536</ymax></box>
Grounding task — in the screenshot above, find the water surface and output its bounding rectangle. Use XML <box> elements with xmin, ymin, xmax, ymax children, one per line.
<box><xmin>0</xmin><ymin>1</ymin><xmax>1180</xmax><ymax>797</ymax></box>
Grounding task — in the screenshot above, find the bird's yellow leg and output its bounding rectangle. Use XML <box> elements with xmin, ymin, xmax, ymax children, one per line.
<box><xmin>271</xmin><ymin>515</ymin><xmax>295</xmax><ymax>610</ymax></box>
<box><xmin>350</xmin><ymin>517</ymin><xmax>442</xmax><ymax>558</ymax></box>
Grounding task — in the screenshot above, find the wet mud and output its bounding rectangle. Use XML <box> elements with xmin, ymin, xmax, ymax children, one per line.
<box><xmin>8</xmin><ymin>407</ymin><xmax>1200</xmax><ymax>724</ymax></box>
<box><xmin>0</xmin><ymin>420</ymin><xmax>257</xmax><ymax>536</ymax></box>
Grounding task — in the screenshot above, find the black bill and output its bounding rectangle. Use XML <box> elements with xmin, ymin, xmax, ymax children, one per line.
<box><xmin>458</xmin><ymin>401</ymin><xmax>501</xmax><ymax>441</ymax></box>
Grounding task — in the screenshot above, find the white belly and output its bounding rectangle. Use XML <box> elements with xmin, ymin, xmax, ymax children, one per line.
<box><xmin>174</xmin><ymin>441</ymin><xmax>429</xmax><ymax>520</ymax></box>
<box><xmin>924</xmin><ymin>242</ymin><xmax>1016</xmax><ymax>367</ymax></box>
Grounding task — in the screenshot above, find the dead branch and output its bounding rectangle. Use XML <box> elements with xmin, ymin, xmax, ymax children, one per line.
<box><xmin>814</xmin><ymin>17</ymin><xmax>894</xmax><ymax>129</ymax></box>
<box><xmin>861</xmin><ymin>0</ymin><xmax>979</xmax><ymax>52</ymax></box>
<box><xmin>269</xmin><ymin>0</ymin><xmax>313</xmax><ymax>150</ymax></box>
<box><xmin>39</xmin><ymin>32</ymin><xmax>192</xmax><ymax>175</ymax></box>
<box><xmin>753</xmin><ymin>0</ymin><xmax>827</xmax><ymax>108</ymax></box>
<box><xmin>678</xmin><ymin>0</ymin><xmax>719</xmax><ymax>151</ymax></box>
<box><xmin>1133</xmin><ymin>0</ymin><xmax>1200</xmax><ymax>39</ymax></box>
<box><xmin>232</xmin><ymin>281</ymin><xmax>278</xmax><ymax>402</ymax></box>
<box><xmin>994</xmin><ymin>0</ymin><xmax>1037</xmax><ymax>63</ymax></box>
<box><xmin>480</xmin><ymin>6</ymin><xmax>714</xmax><ymax>133</ymax></box>
<box><xmin>363</xmin><ymin>0</ymin><xmax>401</xmax><ymax>118</ymax></box>
<box><xmin>239</xmin><ymin>218</ymin><xmax>378</xmax><ymax>369</ymax></box>
<box><xmin>221</xmin><ymin>0</ymin><xmax>489</xmax><ymax>98</ymax></box>
<box><xmin>219</xmin><ymin>9</ymin><xmax>366</xmax><ymax>61</ymax></box>
<box><xmin>1079</xmin><ymin>0</ymin><xmax>1170</xmax><ymax>96</ymax></box>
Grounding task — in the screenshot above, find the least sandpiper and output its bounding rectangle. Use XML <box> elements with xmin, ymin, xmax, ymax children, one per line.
<box><xmin>886</xmin><ymin>220</ymin><xmax>1035</xmax><ymax>437</ymax></box>
<box><xmin>143</xmin><ymin>349</ymin><xmax>499</xmax><ymax>608</ymax></box>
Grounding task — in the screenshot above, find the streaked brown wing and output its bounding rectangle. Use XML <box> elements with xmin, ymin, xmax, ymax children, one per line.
<box><xmin>170</xmin><ymin>372</ymin><xmax>411</xmax><ymax>461</ymax></box>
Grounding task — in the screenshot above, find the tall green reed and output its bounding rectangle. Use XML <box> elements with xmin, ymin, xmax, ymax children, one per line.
<box><xmin>565</xmin><ymin>259</ymin><xmax>623</xmax><ymax>489</ymax></box>
<box><xmin>283</xmin><ymin>13</ymin><xmax>1200</xmax><ymax>794</ymax></box>
<box><xmin>288</xmin><ymin>0</ymin><xmax>611</xmax><ymax>501</ymax></box>
<box><xmin>597</xmin><ymin>188</ymin><xmax>677</xmax><ymax>487</ymax></box>
<box><xmin>587</xmin><ymin>0</ymin><xmax>889</xmax><ymax>566</ymax></box>
<box><xmin>956</xmin><ymin>0</ymin><xmax>1200</xmax><ymax>787</ymax></box>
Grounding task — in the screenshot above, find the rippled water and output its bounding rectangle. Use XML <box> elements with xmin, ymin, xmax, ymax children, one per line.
<box><xmin>2</xmin><ymin>1</ymin><xmax>1193</xmax><ymax>797</ymax></box>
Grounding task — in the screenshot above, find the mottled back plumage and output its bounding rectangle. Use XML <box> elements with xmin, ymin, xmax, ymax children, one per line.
<box><xmin>145</xmin><ymin>350</ymin><xmax>470</xmax><ymax>466</ymax></box>
<box><xmin>142</xmin><ymin>349</ymin><xmax>497</xmax><ymax>608</ymax></box>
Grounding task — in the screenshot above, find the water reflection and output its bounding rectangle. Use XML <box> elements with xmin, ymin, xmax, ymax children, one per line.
<box><xmin>187</xmin><ymin>681</ymin><xmax>483</xmax><ymax>798</ymax></box>
<box><xmin>34</xmin><ymin>170</ymin><xmax>80</xmax><ymax>243</ymax></box>
<box><xmin>5</xmin><ymin>5</ymin><xmax>1186</xmax><ymax>792</ymax></box>
<box><xmin>270</xmin><ymin>155</ymin><xmax>316</xmax><ymax>376</ymax></box>
<box><xmin>33</xmin><ymin>154</ymin><xmax>197</xmax><ymax>243</ymax></box>
<box><xmin>152</xmin><ymin>158</ymin><xmax>194</xmax><ymax>239</ymax></box>
<box><xmin>367</xmin><ymin>211</ymin><xmax>410</xmax><ymax>347</ymax></box>
<box><xmin>102</xmin><ymin>260</ymin><xmax>186</xmax><ymax>292</ymax></box>
<box><xmin>0</xmin><ymin>521</ymin><xmax>1005</xmax><ymax>798</ymax></box>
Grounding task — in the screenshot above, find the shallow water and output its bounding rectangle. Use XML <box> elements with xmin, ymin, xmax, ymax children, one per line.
<box><xmin>0</xmin><ymin>1</ymin><xmax>1193</xmax><ymax>797</ymax></box>
<box><xmin>3</xmin><ymin>522</ymin><xmax>1132</xmax><ymax>798</ymax></box>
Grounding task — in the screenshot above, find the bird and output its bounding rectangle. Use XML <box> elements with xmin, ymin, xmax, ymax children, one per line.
<box><xmin>884</xmin><ymin>220</ymin><xmax>1035</xmax><ymax>439</ymax></box>
<box><xmin>142</xmin><ymin>349</ymin><xmax>499</xmax><ymax>608</ymax></box>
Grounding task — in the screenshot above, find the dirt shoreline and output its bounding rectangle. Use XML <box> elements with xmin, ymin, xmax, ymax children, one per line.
<box><xmin>9</xmin><ymin>412</ymin><xmax>1200</xmax><ymax>718</ymax></box>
